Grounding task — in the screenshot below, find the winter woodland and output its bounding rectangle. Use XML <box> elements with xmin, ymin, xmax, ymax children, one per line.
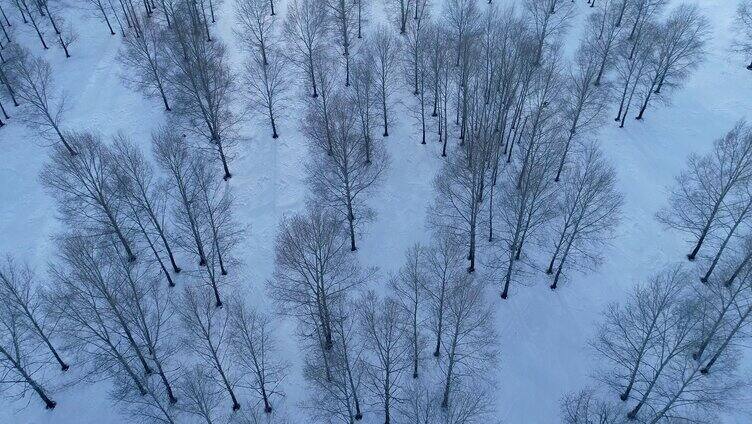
<box><xmin>0</xmin><ymin>0</ymin><xmax>751</xmax><ymax>423</ymax></box>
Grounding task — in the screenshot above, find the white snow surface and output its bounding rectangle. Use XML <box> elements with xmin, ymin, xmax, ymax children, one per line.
<box><xmin>1</xmin><ymin>0</ymin><xmax>751</xmax><ymax>423</ymax></box>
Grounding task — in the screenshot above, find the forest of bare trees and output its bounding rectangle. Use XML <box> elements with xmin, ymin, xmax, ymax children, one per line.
<box><xmin>2</xmin><ymin>0</ymin><xmax>749</xmax><ymax>423</ymax></box>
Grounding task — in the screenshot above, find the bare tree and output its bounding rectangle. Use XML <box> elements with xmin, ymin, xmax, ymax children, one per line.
<box><xmin>405</xmin><ymin>18</ymin><xmax>433</xmax><ymax>145</ymax></box>
<box><xmin>700</xmin><ymin>188</ymin><xmax>752</xmax><ymax>284</ymax></box>
<box><xmin>330</xmin><ymin>299</ymin><xmax>366</xmax><ymax>420</ymax></box>
<box><xmin>733</xmin><ymin>0</ymin><xmax>752</xmax><ymax>70</ymax></box>
<box><xmin>429</xmin><ymin>27</ymin><xmax>453</xmax><ymax>157</ymax></box>
<box><xmin>560</xmin><ymin>389</ymin><xmax>623</xmax><ymax>424</ymax></box>
<box><xmin>115</xmin><ymin>249</ymin><xmax>180</xmax><ymax>405</ymax></box>
<box><xmin>303</xmin><ymin>328</ymin><xmax>361</xmax><ymax>424</ymax></box>
<box><xmin>0</xmin><ymin>256</ymin><xmax>68</xmax><ymax>371</ymax></box>
<box><xmin>494</xmin><ymin>120</ymin><xmax>558</xmax><ymax>299</ymax></box>
<box><xmin>40</xmin><ymin>133</ymin><xmax>137</xmax><ymax>261</ymax></box>
<box><xmin>269</xmin><ymin>208</ymin><xmax>367</xmax><ymax>350</ymax></box>
<box><xmin>230</xmin><ymin>302</ymin><xmax>286</xmax><ymax>414</ymax></box>
<box><xmin>306</xmin><ymin>94</ymin><xmax>388</xmax><ymax>251</ymax></box>
<box><xmin>693</xmin><ymin>264</ymin><xmax>752</xmax><ymax>376</ymax></box>
<box><xmin>111</xmin><ymin>374</ymin><xmax>179</xmax><ymax>424</ymax></box>
<box><xmin>152</xmin><ymin>127</ymin><xmax>209</xmax><ymax>268</ymax></box>
<box><xmin>634</xmin><ymin>3</ymin><xmax>709</xmax><ymax>120</ymax></box>
<box><xmin>399</xmin><ymin>380</ymin><xmax>437</xmax><ymax>424</ymax></box>
<box><xmin>282</xmin><ymin>0</ymin><xmax>329</xmax><ymax>97</ymax></box>
<box><xmin>657</xmin><ymin>121</ymin><xmax>752</xmax><ymax>261</ymax></box>
<box><xmin>304</xmin><ymin>298</ymin><xmax>366</xmax><ymax>422</ymax></box>
<box><xmin>304</xmin><ymin>48</ymin><xmax>341</xmax><ymax>157</ymax></box>
<box><xmin>0</xmin><ymin>285</ymin><xmax>57</xmax><ymax>409</ymax></box>
<box><xmin>421</xmin><ymin>231</ymin><xmax>465</xmax><ymax>358</ymax></box>
<box><xmin>179</xmin><ymin>365</ymin><xmax>225</xmax><ymax>424</ymax></box>
<box><xmin>235</xmin><ymin>0</ymin><xmax>274</xmax><ymax>65</ymax></box>
<box><xmin>119</xmin><ymin>14</ymin><xmax>172</xmax><ymax>111</ymax></box>
<box><xmin>0</xmin><ymin>44</ymin><xmax>20</xmax><ymax>105</ymax></box>
<box><xmin>638</xmin><ymin>350</ymin><xmax>741</xmax><ymax>424</ymax></box>
<box><xmin>164</xmin><ymin>2</ymin><xmax>238</xmax><ymax>180</ymax></box>
<box><xmin>622</xmin><ymin>297</ymin><xmax>700</xmax><ymax>420</ymax></box>
<box><xmin>430</xmin><ymin>128</ymin><xmax>492</xmax><ymax>273</ymax></box>
<box><xmin>8</xmin><ymin>46</ymin><xmax>73</xmax><ymax>154</ymax></box>
<box><xmin>18</xmin><ymin>0</ymin><xmax>48</xmax><ymax>49</ymax></box>
<box><xmin>523</xmin><ymin>0</ymin><xmax>573</xmax><ymax>66</ymax></box>
<box><xmin>547</xmin><ymin>145</ymin><xmax>623</xmax><ymax>290</ymax></box>
<box><xmin>613</xmin><ymin>24</ymin><xmax>656</xmax><ymax>128</ymax></box>
<box><xmin>439</xmin><ymin>275</ymin><xmax>495</xmax><ymax>409</ymax></box>
<box><xmin>111</xmin><ymin>136</ymin><xmax>182</xmax><ymax>285</ymax></box>
<box><xmin>389</xmin><ymin>244</ymin><xmax>426</xmax><ymax>379</ymax></box>
<box><xmin>179</xmin><ymin>286</ymin><xmax>241</xmax><ymax>411</ymax></box>
<box><xmin>591</xmin><ymin>266</ymin><xmax>687</xmax><ymax>403</ymax></box>
<box><xmin>81</xmin><ymin>0</ymin><xmax>117</xmax><ymax>35</ymax></box>
<box><xmin>51</xmin><ymin>236</ymin><xmax>157</xmax><ymax>387</ymax></box>
<box><xmin>384</xmin><ymin>0</ymin><xmax>411</xmax><ymax>35</ymax></box>
<box><xmin>443</xmin><ymin>0</ymin><xmax>479</xmax><ymax>68</ymax></box>
<box><xmin>589</xmin><ymin>1</ymin><xmax>626</xmax><ymax>87</ymax></box>
<box><xmin>359</xmin><ymin>291</ymin><xmax>410</xmax><ymax>424</ymax></box>
<box><xmin>554</xmin><ymin>43</ymin><xmax>610</xmax><ymax>182</ymax></box>
<box><xmin>368</xmin><ymin>24</ymin><xmax>402</xmax><ymax>137</ymax></box>
<box><xmin>350</xmin><ymin>55</ymin><xmax>376</xmax><ymax>163</ymax></box>
<box><xmin>243</xmin><ymin>46</ymin><xmax>290</xmax><ymax>139</ymax></box>
<box><xmin>191</xmin><ymin>158</ymin><xmax>242</xmax><ymax>307</ymax></box>
<box><xmin>324</xmin><ymin>0</ymin><xmax>357</xmax><ymax>86</ymax></box>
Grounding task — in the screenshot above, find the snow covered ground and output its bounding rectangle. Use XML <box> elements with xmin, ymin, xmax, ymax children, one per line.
<box><xmin>1</xmin><ymin>0</ymin><xmax>751</xmax><ymax>423</ymax></box>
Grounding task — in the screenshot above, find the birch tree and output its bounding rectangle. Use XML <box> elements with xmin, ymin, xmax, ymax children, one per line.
<box><xmin>389</xmin><ymin>244</ymin><xmax>426</xmax><ymax>379</ymax></box>
<box><xmin>282</xmin><ymin>0</ymin><xmax>329</xmax><ymax>97</ymax></box>
<box><xmin>438</xmin><ymin>274</ymin><xmax>496</xmax><ymax>409</ymax></box>
<box><xmin>119</xmin><ymin>15</ymin><xmax>172</xmax><ymax>111</ymax></box>
<box><xmin>368</xmin><ymin>24</ymin><xmax>402</xmax><ymax>137</ymax></box>
<box><xmin>230</xmin><ymin>302</ymin><xmax>286</xmax><ymax>414</ymax></box>
<box><xmin>0</xmin><ymin>256</ymin><xmax>69</xmax><ymax>372</ymax></box>
<box><xmin>359</xmin><ymin>291</ymin><xmax>409</xmax><ymax>424</ymax></box>
<box><xmin>40</xmin><ymin>133</ymin><xmax>137</xmax><ymax>262</ymax></box>
<box><xmin>658</xmin><ymin>121</ymin><xmax>752</xmax><ymax>261</ymax></box>
<box><xmin>269</xmin><ymin>208</ymin><xmax>367</xmax><ymax>350</ymax></box>
<box><xmin>306</xmin><ymin>94</ymin><xmax>388</xmax><ymax>251</ymax></box>
<box><xmin>179</xmin><ymin>286</ymin><xmax>241</xmax><ymax>411</ymax></box>
<box><xmin>9</xmin><ymin>46</ymin><xmax>73</xmax><ymax>154</ymax></box>
<box><xmin>547</xmin><ymin>145</ymin><xmax>623</xmax><ymax>290</ymax></box>
<box><xmin>165</xmin><ymin>2</ymin><xmax>238</xmax><ymax>180</ymax></box>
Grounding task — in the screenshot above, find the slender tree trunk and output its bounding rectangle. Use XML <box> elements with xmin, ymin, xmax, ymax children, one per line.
<box><xmin>0</xmin><ymin>346</ymin><xmax>57</xmax><ymax>409</ymax></box>
<box><xmin>700</xmin><ymin>304</ymin><xmax>752</xmax><ymax>374</ymax></box>
<box><xmin>724</xmin><ymin>249</ymin><xmax>752</xmax><ymax>287</ymax></box>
